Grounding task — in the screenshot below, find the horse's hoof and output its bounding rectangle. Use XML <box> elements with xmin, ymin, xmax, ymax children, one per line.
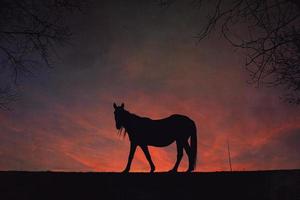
<box><xmin>186</xmin><ymin>167</ymin><xmax>195</xmax><ymax>173</ymax></box>
<box><xmin>150</xmin><ymin>166</ymin><xmax>155</xmax><ymax>173</ymax></box>
<box><xmin>122</xmin><ymin>169</ymin><xmax>130</xmax><ymax>173</ymax></box>
<box><xmin>168</xmin><ymin>169</ymin><xmax>177</xmax><ymax>173</ymax></box>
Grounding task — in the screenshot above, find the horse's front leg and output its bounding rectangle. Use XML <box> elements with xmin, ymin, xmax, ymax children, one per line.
<box><xmin>140</xmin><ymin>145</ymin><xmax>155</xmax><ymax>173</ymax></box>
<box><xmin>122</xmin><ymin>142</ymin><xmax>137</xmax><ymax>173</ymax></box>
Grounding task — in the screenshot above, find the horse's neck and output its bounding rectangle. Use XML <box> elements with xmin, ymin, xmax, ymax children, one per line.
<box><xmin>123</xmin><ymin>112</ymin><xmax>140</xmax><ymax>131</ymax></box>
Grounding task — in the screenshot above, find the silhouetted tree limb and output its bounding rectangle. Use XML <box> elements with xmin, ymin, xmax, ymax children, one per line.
<box><xmin>0</xmin><ymin>0</ymin><xmax>85</xmax><ymax>110</ymax></box>
<box><xmin>159</xmin><ymin>0</ymin><xmax>300</xmax><ymax>104</ymax></box>
<box><xmin>196</xmin><ymin>0</ymin><xmax>300</xmax><ymax>104</ymax></box>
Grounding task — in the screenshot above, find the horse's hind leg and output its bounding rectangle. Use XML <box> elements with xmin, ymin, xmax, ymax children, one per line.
<box><xmin>169</xmin><ymin>141</ymin><xmax>183</xmax><ymax>172</ymax></box>
<box><xmin>140</xmin><ymin>145</ymin><xmax>155</xmax><ymax>173</ymax></box>
<box><xmin>183</xmin><ymin>140</ymin><xmax>193</xmax><ymax>172</ymax></box>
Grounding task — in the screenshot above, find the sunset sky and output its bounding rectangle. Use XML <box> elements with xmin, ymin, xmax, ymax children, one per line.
<box><xmin>0</xmin><ymin>0</ymin><xmax>299</xmax><ymax>172</ymax></box>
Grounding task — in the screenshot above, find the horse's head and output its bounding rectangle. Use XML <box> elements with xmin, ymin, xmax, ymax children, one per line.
<box><xmin>113</xmin><ymin>102</ymin><xmax>126</xmax><ymax>130</ymax></box>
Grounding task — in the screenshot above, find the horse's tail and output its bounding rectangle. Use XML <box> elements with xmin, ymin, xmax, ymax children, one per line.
<box><xmin>190</xmin><ymin>122</ymin><xmax>197</xmax><ymax>171</ymax></box>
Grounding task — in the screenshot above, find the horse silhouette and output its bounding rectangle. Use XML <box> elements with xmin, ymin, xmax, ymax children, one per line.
<box><xmin>113</xmin><ymin>103</ymin><xmax>197</xmax><ymax>173</ymax></box>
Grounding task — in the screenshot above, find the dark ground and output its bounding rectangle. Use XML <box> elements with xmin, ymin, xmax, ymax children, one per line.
<box><xmin>0</xmin><ymin>170</ymin><xmax>299</xmax><ymax>200</ymax></box>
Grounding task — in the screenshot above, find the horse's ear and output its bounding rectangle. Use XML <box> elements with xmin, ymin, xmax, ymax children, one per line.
<box><xmin>113</xmin><ymin>103</ymin><xmax>117</xmax><ymax>109</ymax></box>
<box><xmin>121</xmin><ymin>103</ymin><xmax>124</xmax><ymax>108</ymax></box>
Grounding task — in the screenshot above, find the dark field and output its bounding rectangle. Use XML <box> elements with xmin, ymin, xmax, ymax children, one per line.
<box><xmin>0</xmin><ymin>170</ymin><xmax>299</xmax><ymax>200</ymax></box>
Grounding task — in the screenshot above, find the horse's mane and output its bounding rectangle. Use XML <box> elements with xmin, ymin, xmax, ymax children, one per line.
<box><xmin>125</xmin><ymin>110</ymin><xmax>152</xmax><ymax>121</ymax></box>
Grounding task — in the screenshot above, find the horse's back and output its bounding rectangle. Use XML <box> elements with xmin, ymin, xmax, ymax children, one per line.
<box><xmin>137</xmin><ymin>114</ymin><xmax>196</xmax><ymax>146</ymax></box>
<box><xmin>164</xmin><ymin>114</ymin><xmax>193</xmax><ymax>122</ymax></box>
<box><xmin>156</xmin><ymin>114</ymin><xmax>195</xmax><ymax>127</ymax></box>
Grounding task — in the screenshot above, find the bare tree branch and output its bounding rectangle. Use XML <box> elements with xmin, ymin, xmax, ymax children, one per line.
<box><xmin>0</xmin><ymin>0</ymin><xmax>86</xmax><ymax>110</ymax></box>
<box><xmin>158</xmin><ymin>0</ymin><xmax>300</xmax><ymax>104</ymax></box>
<box><xmin>196</xmin><ymin>0</ymin><xmax>300</xmax><ymax>104</ymax></box>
